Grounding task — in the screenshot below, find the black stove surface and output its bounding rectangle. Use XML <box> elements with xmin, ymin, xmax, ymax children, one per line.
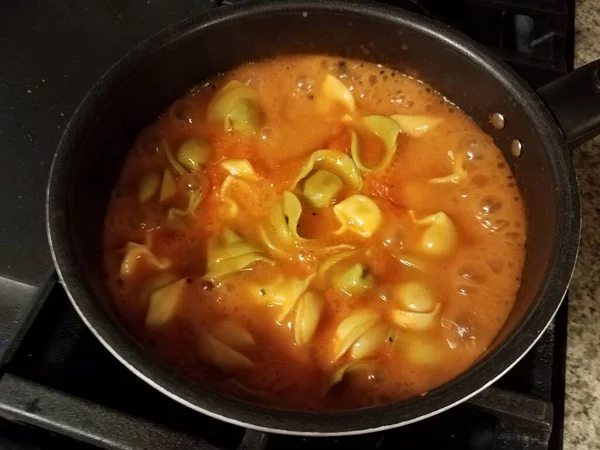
<box><xmin>0</xmin><ymin>0</ymin><xmax>574</xmax><ymax>449</ymax></box>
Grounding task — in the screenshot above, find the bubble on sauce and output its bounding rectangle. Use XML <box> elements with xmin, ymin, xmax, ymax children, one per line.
<box><xmin>475</xmin><ymin>195</ymin><xmax>512</xmax><ymax>232</ymax></box>
<box><xmin>459</xmin><ymin>135</ymin><xmax>492</xmax><ymax>162</ymax></box>
<box><xmin>379</xmin><ymin>222</ymin><xmax>405</xmax><ymax>250</ymax></box>
<box><xmin>295</xmin><ymin>75</ymin><xmax>313</xmax><ymax>93</ymax></box>
<box><xmin>480</xmin><ymin>196</ymin><xmax>503</xmax><ymax>214</ymax></box>
<box><xmin>486</xmin><ymin>257</ymin><xmax>505</xmax><ymax>274</ymax></box>
<box><xmin>457</xmin><ymin>284</ymin><xmax>479</xmax><ymax>296</ymax></box>
<box><xmin>260</xmin><ymin>126</ymin><xmax>273</xmax><ymax>141</ymax></box>
<box><xmin>470</xmin><ymin>174</ymin><xmax>489</xmax><ymax>188</ymax></box>
<box><xmin>457</xmin><ymin>263</ymin><xmax>487</xmax><ymax>284</ymax></box>
<box><xmin>504</xmin><ymin>231</ymin><xmax>522</xmax><ymax>242</ymax></box>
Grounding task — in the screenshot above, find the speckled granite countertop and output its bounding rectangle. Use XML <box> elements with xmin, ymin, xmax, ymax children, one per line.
<box><xmin>564</xmin><ymin>1</ymin><xmax>600</xmax><ymax>448</ymax></box>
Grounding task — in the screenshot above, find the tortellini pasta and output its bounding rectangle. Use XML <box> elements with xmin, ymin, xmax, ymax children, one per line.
<box><xmin>159</xmin><ymin>168</ymin><xmax>177</xmax><ymax>204</ymax></box>
<box><xmin>390</xmin><ymin>114</ymin><xmax>442</xmax><ymax>137</ymax></box>
<box><xmin>120</xmin><ymin>241</ymin><xmax>171</xmax><ymax>277</ymax></box>
<box><xmin>207</xmin><ymin>80</ymin><xmax>261</xmax><ymax>134</ymax></box>
<box><xmin>317</xmin><ymin>248</ymin><xmax>359</xmax><ymax>278</ymax></box>
<box><xmin>328</xmin><ymin>360</ymin><xmax>372</xmax><ymax>390</ymax></box>
<box><xmin>333</xmin><ymin>195</ymin><xmax>382</xmax><ymax>238</ymax></box>
<box><xmin>259</xmin><ymin>191</ymin><xmax>305</xmax><ymax>253</ymax></box>
<box><xmin>333</xmin><ymin>263</ymin><xmax>374</xmax><ymax>296</ymax></box>
<box><xmin>204</xmin><ymin>229</ymin><xmax>273</xmax><ymax>280</ymax></box>
<box><xmin>145</xmin><ymin>278</ymin><xmax>187</xmax><ymax>326</ymax></box>
<box><xmin>428</xmin><ymin>152</ymin><xmax>467</xmax><ymax>184</ymax></box>
<box><xmin>139</xmin><ymin>273</ymin><xmax>178</xmax><ymax>305</ymax></box>
<box><xmin>138</xmin><ymin>172</ymin><xmax>160</xmax><ymax>203</ymax></box>
<box><xmin>351</xmin><ymin>115</ymin><xmax>401</xmax><ymax>173</ymax></box>
<box><xmin>303</xmin><ymin>170</ymin><xmax>343</xmax><ymax>208</ymax></box>
<box><xmin>318</xmin><ymin>74</ymin><xmax>356</xmax><ymax>112</ymax></box>
<box><xmin>334</xmin><ymin>309</ymin><xmax>387</xmax><ymax>361</ymax></box>
<box><xmin>166</xmin><ymin>191</ymin><xmax>202</xmax><ymax>229</ymax></box>
<box><xmin>220</xmin><ymin>159</ymin><xmax>258</xmax><ymax>180</ymax></box>
<box><xmin>176</xmin><ymin>138</ymin><xmax>212</xmax><ymax>172</ymax></box>
<box><xmin>292</xmin><ymin>291</ymin><xmax>324</xmax><ymax>346</ymax></box>
<box><xmin>394</xmin><ymin>281</ymin><xmax>437</xmax><ymax>312</ymax></box>
<box><xmin>218</xmin><ymin>159</ymin><xmax>259</xmax><ymax>218</ymax></box>
<box><xmin>250</xmin><ymin>274</ymin><xmax>314</xmax><ymax>322</ymax></box>
<box><xmin>391</xmin><ymin>304</ymin><xmax>442</xmax><ymax>331</ymax></box>
<box><xmin>294</xmin><ymin>150</ymin><xmax>363</xmax><ymax>191</ymax></box>
<box><xmin>198</xmin><ymin>320</ymin><xmax>255</xmax><ymax>370</ymax></box>
<box><xmin>159</xmin><ymin>139</ymin><xmax>186</xmax><ymax>176</ymax></box>
<box><xmin>387</xmin><ymin>327</ymin><xmax>443</xmax><ymax>365</ymax></box>
<box><xmin>409</xmin><ymin>211</ymin><xmax>458</xmax><ymax>258</ymax></box>
<box><xmin>390</xmin><ymin>281</ymin><xmax>442</xmax><ymax>331</ymax></box>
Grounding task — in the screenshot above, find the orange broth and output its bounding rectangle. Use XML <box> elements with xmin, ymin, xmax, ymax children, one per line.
<box><xmin>102</xmin><ymin>55</ymin><xmax>526</xmax><ymax>410</ymax></box>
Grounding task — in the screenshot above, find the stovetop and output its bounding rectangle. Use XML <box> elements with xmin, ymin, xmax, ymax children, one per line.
<box><xmin>0</xmin><ymin>0</ymin><xmax>574</xmax><ymax>449</ymax></box>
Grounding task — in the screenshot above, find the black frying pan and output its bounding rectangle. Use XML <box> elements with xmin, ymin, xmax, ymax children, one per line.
<box><xmin>46</xmin><ymin>0</ymin><xmax>600</xmax><ymax>435</ymax></box>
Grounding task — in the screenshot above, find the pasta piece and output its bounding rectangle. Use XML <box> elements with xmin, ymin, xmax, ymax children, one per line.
<box><xmin>324</xmin><ymin>243</ymin><xmax>359</xmax><ymax>252</ymax></box>
<box><xmin>159</xmin><ymin>139</ymin><xmax>186</xmax><ymax>175</ymax></box>
<box><xmin>303</xmin><ymin>170</ymin><xmax>343</xmax><ymax>208</ymax></box>
<box><xmin>293</xmin><ymin>150</ymin><xmax>363</xmax><ymax>191</ymax></box>
<box><xmin>270</xmin><ymin>191</ymin><xmax>303</xmax><ymax>243</ymax></box>
<box><xmin>198</xmin><ymin>335</ymin><xmax>254</xmax><ymax>371</ymax></box>
<box><xmin>329</xmin><ymin>361</ymin><xmax>372</xmax><ymax>390</ymax></box>
<box><xmin>293</xmin><ymin>291</ymin><xmax>324</xmax><ymax>346</ymax></box>
<box><xmin>334</xmin><ymin>309</ymin><xmax>381</xmax><ymax>361</ymax></box>
<box><xmin>351</xmin><ymin>322</ymin><xmax>388</xmax><ymax>360</ymax></box>
<box><xmin>351</xmin><ymin>116</ymin><xmax>401</xmax><ymax>173</ymax></box>
<box><xmin>222</xmin><ymin>197</ymin><xmax>240</xmax><ymax>218</ymax></box>
<box><xmin>218</xmin><ymin>177</ymin><xmax>249</xmax><ymax>219</ymax></box>
<box><xmin>317</xmin><ymin>249</ymin><xmax>360</xmax><ymax>278</ymax></box>
<box><xmin>396</xmin><ymin>254</ymin><xmax>430</xmax><ymax>272</ymax></box>
<box><xmin>204</xmin><ymin>229</ymin><xmax>272</xmax><ymax>280</ymax></box>
<box><xmin>120</xmin><ymin>241</ymin><xmax>171</xmax><ymax>277</ymax></box>
<box><xmin>159</xmin><ymin>168</ymin><xmax>177</xmax><ymax>204</ymax></box>
<box><xmin>217</xmin><ymin>159</ymin><xmax>259</xmax><ymax>218</ymax></box>
<box><xmin>145</xmin><ymin>278</ymin><xmax>187</xmax><ymax>326</ymax></box>
<box><xmin>138</xmin><ymin>273</ymin><xmax>178</xmax><ymax>305</ymax></box>
<box><xmin>207</xmin><ymin>80</ymin><xmax>261</xmax><ymax>134</ymax></box>
<box><xmin>428</xmin><ymin>152</ymin><xmax>467</xmax><ymax>184</ymax></box>
<box><xmin>259</xmin><ymin>191</ymin><xmax>305</xmax><ymax>252</ymax></box>
<box><xmin>212</xmin><ymin>319</ymin><xmax>256</xmax><ymax>350</ymax></box>
<box><xmin>198</xmin><ymin>319</ymin><xmax>255</xmax><ymax>370</ymax></box>
<box><xmin>319</xmin><ymin>74</ymin><xmax>356</xmax><ymax>112</ymax></box>
<box><xmin>333</xmin><ymin>195</ymin><xmax>382</xmax><ymax>238</ymax></box>
<box><xmin>333</xmin><ymin>263</ymin><xmax>374</xmax><ymax>296</ymax></box>
<box><xmin>386</xmin><ymin>326</ymin><xmax>442</xmax><ymax>364</ymax></box>
<box><xmin>409</xmin><ymin>211</ymin><xmax>458</xmax><ymax>258</ymax></box>
<box><xmin>391</xmin><ymin>303</ymin><xmax>442</xmax><ymax>331</ymax></box>
<box><xmin>394</xmin><ymin>281</ymin><xmax>437</xmax><ymax>313</ymax></box>
<box><xmin>220</xmin><ymin>159</ymin><xmax>258</xmax><ymax>180</ymax></box>
<box><xmin>390</xmin><ymin>114</ymin><xmax>442</xmax><ymax>137</ymax></box>
<box><xmin>166</xmin><ymin>191</ymin><xmax>202</xmax><ymax>229</ymax></box>
<box><xmin>137</xmin><ymin>172</ymin><xmax>160</xmax><ymax>203</ymax></box>
<box><xmin>250</xmin><ymin>274</ymin><xmax>314</xmax><ymax>322</ymax></box>
<box><xmin>176</xmin><ymin>138</ymin><xmax>212</xmax><ymax>172</ymax></box>
<box><xmin>225</xmin><ymin>98</ymin><xmax>262</xmax><ymax>135</ymax></box>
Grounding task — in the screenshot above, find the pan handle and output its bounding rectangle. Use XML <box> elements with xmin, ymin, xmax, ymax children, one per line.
<box><xmin>537</xmin><ymin>59</ymin><xmax>600</xmax><ymax>149</ymax></box>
